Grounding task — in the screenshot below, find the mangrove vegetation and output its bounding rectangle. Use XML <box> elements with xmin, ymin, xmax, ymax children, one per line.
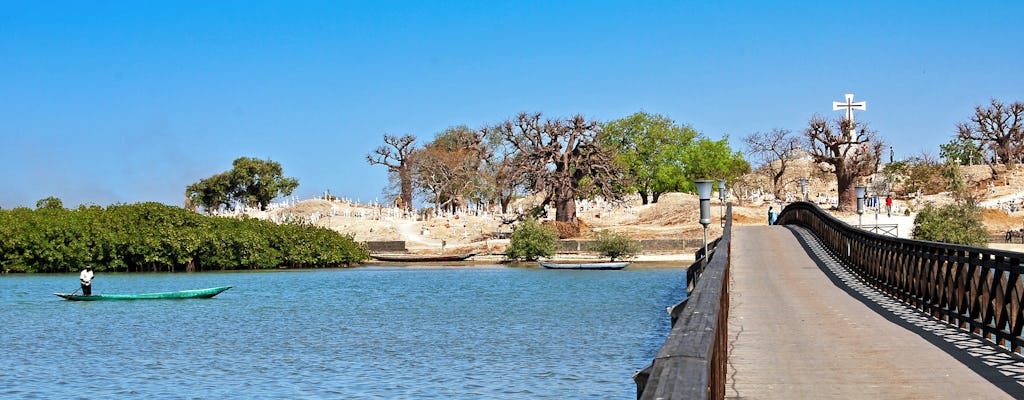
<box><xmin>0</xmin><ymin>201</ymin><xmax>369</xmax><ymax>273</ymax></box>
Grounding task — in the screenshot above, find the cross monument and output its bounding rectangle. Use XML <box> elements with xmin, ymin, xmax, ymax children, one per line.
<box><xmin>832</xmin><ymin>93</ymin><xmax>866</xmax><ymax>139</ymax></box>
<box><xmin>832</xmin><ymin>93</ymin><xmax>866</xmax><ymax>123</ymax></box>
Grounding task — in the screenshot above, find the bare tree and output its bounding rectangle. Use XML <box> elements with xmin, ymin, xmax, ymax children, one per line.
<box><xmin>489</xmin><ymin>112</ymin><xmax>625</xmax><ymax>223</ymax></box>
<box><xmin>411</xmin><ymin>126</ymin><xmax>488</xmax><ymax>214</ymax></box>
<box><xmin>805</xmin><ymin>116</ymin><xmax>884</xmax><ymax>212</ymax></box>
<box><xmin>956</xmin><ymin>99</ymin><xmax>1024</xmax><ymax>171</ymax></box>
<box><xmin>366</xmin><ymin>134</ymin><xmax>417</xmax><ymax>211</ymax></box>
<box><xmin>480</xmin><ymin>126</ymin><xmax>526</xmax><ymax>214</ymax></box>
<box><xmin>743</xmin><ymin>128</ymin><xmax>799</xmax><ymax>199</ymax></box>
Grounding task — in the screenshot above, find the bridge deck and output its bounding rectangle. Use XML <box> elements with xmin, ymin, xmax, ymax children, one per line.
<box><xmin>727</xmin><ymin>225</ymin><xmax>1022</xmax><ymax>399</ymax></box>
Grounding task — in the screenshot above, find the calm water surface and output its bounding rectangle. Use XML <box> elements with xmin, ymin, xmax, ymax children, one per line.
<box><xmin>1</xmin><ymin>266</ymin><xmax>684</xmax><ymax>399</ymax></box>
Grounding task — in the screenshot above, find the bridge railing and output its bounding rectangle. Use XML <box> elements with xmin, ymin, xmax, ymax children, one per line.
<box><xmin>777</xmin><ymin>201</ymin><xmax>1024</xmax><ymax>355</ymax></box>
<box><xmin>634</xmin><ymin>204</ymin><xmax>732</xmax><ymax>399</ymax></box>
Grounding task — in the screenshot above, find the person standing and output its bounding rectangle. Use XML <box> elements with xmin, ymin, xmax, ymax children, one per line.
<box><xmin>79</xmin><ymin>266</ymin><xmax>94</xmax><ymax>296</ymax></box>
<box><xmin>885</xmin><ymin>195</ymin><xmax>893</xmax><ymax>218</ymax></box>
<box><xmin>768</xmin><ymin>206</ymin><xmax>777</xmax><ymax>225</ymax></box>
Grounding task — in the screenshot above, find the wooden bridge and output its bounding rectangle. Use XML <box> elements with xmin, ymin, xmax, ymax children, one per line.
<box><xmin>635</xmin><ymin>202</ymin><xmax>1024</xmax><ymax>399</ymax></box>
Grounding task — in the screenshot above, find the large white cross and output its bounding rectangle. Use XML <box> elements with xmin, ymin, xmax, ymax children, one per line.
<box><xmin>832</xmin><ymin>93</ymin><xmax>866</xmax><ymax>123</ymax></box>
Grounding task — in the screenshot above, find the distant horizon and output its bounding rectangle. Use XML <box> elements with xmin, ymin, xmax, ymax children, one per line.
<box><xmin>4</xmin><ymin>1</ymin><xmax>1022</xmax><ymax>209</ymax></box>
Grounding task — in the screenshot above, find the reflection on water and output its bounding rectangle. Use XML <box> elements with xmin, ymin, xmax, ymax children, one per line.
<box><xmin>1</xmin><ymin>266</ymin><xmax>684</xmax><ymax>399</ymax></box>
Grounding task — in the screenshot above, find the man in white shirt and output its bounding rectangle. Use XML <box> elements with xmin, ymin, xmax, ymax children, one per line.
<box><xmin>79</xmin><ymin>266</ymin><xmax>94</xmax><ymax>296</ymax></box>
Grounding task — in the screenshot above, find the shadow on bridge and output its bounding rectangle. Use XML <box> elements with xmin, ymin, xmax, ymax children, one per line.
<box><xmin>786</xmin><ymin>224</ymin><xmax>1024</xmax><ymax>395</ymax></box>
<box><xmin>636</xmin><ymin>201</ymin><xmax>1024</xmax><ymax>399</ymax></box>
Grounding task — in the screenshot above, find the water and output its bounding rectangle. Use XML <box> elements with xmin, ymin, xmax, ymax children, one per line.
<box><xmin>1</xmin><ymin>266</ymin><xmax>684</xmax><ymax>399</ymax></box>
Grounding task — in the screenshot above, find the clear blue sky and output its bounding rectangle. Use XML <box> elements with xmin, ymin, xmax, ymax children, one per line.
<box><xmin>3</xmin><ymin>1</ymin><xmax>1022</xmax><ymax>208</ymax></box>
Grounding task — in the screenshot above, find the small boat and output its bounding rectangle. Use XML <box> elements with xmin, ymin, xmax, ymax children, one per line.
<box><xmin>370</xmin><ymin>253</ymin><xmax>476</xmax><ymax>262</ymax></box>
<box><xmin>539</xmin><ymin>261</ymin><xmax>631</xmax><ymax>270</ymax></box>
<box><xmin>54</xmin><ymin>286</ymin><xmax>232</xmax><ymax>301</ymax></box>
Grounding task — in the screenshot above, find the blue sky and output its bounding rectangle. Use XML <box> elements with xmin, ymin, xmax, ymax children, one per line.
<box><xmin>2</xmin><ymin>1</ymin><xmax>1022</xmax><ymax>208</ymax></box>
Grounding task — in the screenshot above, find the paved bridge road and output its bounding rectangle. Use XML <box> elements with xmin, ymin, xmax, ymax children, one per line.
<box><xmin>727</xmin><ymin>225</ymin><xmax>1023</xmax><ymax>399</ymax></box>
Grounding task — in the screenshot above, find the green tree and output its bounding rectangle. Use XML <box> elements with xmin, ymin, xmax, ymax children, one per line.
<box><xmin>505</xmin><ymin>218</ymin><xmax>559</xmax><ymax>261</ymax></box>
<box><xmin>229</xmin><ymin>157</ymin><xmax>299</xmax><ymax>211</ymax></box>
<box><xmin>592</xmin><ymin>231</ymin><xmax>641</xmax><ymax>261</ymax></box>
<box><xmin>912</xmin><ymin>203</ymin><xmax>988</xmax><ymax>246</ymax></box>
<box><xmin>186</xmin><ymin>157</ymin><xmax>299</xmax><ymax>213</ymax></box>
<box><xmin>35</xmin><ymin>196</ymin><xmax>64</xmax><ymax>210</ymax></box>
<box><xmin>602</xmin><ymin>112</ymin><xmax>697</xmax><ymax>204</ymax></box>
<box><xmin>679</xmin><ymin>136</ymin><xmax>750</xmax><ymax>191</ymax></box>
<box><xmin>911</xmin><ymin>159</ymin><xmax>987</xmax><ymax>246</ymax></box>
<box><xmin>939</xmin><ymin>137</ymin><xmax>985</xmax><ymax>166</ymax></box>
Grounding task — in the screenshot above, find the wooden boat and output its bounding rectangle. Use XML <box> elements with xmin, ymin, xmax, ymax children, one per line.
<box><xmin>539</xmin><ymin>261</ymin><xmax>631</xmax><ymax>270</ymax></box>
<box><xmin>54</xmin><ymin>286</ymin><xmax>232</xmax><ymax>301</ymax></box>
<box><xmin>370</xmin><ymin>253</ymin><xmax>476</xmax><ymax>262</ymax></box>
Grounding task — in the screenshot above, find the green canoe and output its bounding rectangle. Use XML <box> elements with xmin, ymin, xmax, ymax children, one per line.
<box><xmin>54</xmin><ymin>286</ymin><xmax>232</xmax><ymax>301</ymax></box>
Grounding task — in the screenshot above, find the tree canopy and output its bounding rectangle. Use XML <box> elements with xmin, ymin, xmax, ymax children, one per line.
<box><xmin>743</xmin><ymin>128</ymin><xmax>799</xmax><ymax>198</ymax></box>
<box><xmin>956</xmin><ymin>99</ymin><xmax>1024</xmax><ymax>167</ymax></box>
<box><xmin>602</xmin><ymin>112</ymin><xmax>697</xmax><ymax>204</ymax></box>
<box><xmin>186</xmin><ymin>157</ymin><xmax>299</xmax><ymax>213</ymax></box>
<box><xmin>804</xmin><ymin>115</ymin><xmax>884</xmax><ymax>212</ymax></box>
<box><xmin>489</xmin><ymin>112</ymin><xmax>627</xmax><ymax>223</ymax></box>
<box><xmin>367</xmin><ymin>134</ymin><xmax>418</xmax><ymax>211</ymax></box>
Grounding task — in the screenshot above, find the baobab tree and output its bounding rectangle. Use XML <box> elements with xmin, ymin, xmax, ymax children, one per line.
<box><xmin>367</xmin><ymin>134</ymin><xmax>417</xmax><ymax>211</ymax></box>
<box><xmin>805</xmin><ymin>116</ymin><xmax>884</xmax><ymax>212</ymax></box>
<box><xmin>956</xmin><ymin>99</ymin><xmax>1024</xmax><ymax>170</ymax></box>
<box><xmin>488</xmin><ymin>112</ymin><xmax>626</xmax><ymax>224</ymax></box>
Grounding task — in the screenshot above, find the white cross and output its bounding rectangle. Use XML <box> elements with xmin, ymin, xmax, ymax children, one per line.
<box><xmin>832</xmin><ymin>93</ymin><xmax>866</xmax><ymax>123</ymax></box>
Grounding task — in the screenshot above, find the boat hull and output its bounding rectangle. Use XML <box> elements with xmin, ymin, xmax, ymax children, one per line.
<box><xmin>539</xmin><ymin>261</ymin><xmax>630</xmax><ymax>270</ymax></box>
<box><xmin>54</xmin><ymin>286</ymin><xmax>232</xmax><ymax>301</ymax></box>
<box><xmin>370</xmin><ymin>253</ymin><xmax>476</xmax><ymax>262</ymax></box>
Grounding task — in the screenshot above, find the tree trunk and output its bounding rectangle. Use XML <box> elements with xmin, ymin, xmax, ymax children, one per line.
<box><xmin>638</xmin><ymin>191</ymin><xmax>649</xmax><ymax>205</ymax></box>
<box><xmin>399</xmin><ymin>167</ymin><xmax>413</xmax><ymax>212</ymax></box>
<box><xmin>652</xmin><ymin>191</ymin><xmax>662</xmax><ymax>203</ymax></box>
<box><xmin>836</xmin><ymin>165</ymin><xmax>858</xmax><ymax>212</ymax></box>
<box><xmin>500</xmin><ymin>195</ymin><xmax>511</xmax><ymax>214</ymax></box>
<box><xmin>554</xmin><ymin>197</ymin><xmax>577</xmax><ymax>223</ymax></box>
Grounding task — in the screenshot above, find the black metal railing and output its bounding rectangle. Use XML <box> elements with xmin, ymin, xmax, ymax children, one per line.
<box><xmin>635</xmin><ymin>205</ymin><xmax>732</xmax><ymax>399</ymax></box>
<box><xmin>777</xmin><ymin>201</ymin><xmax>1024</xmax><ymax>354</ymax></box>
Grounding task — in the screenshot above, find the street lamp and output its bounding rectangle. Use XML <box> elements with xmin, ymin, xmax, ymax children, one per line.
<box><xmin>855</xmin><ymin>186</ymin><xmax>866</xmax><ymax>227</ymax></box>
<box><xmin>717</xmin><ymin>179</ymin><xmax>727</xmax><ymax>227</ymax></box>
<box><xmin>874</xmin><ymin>189</ymin><xmax>880</xmax><ymax>225</ymax></box>
<box><xmin>799</xmin><ymin>178</ymin><xmax>808</xmax><ymax>202</ymax></box>
<box><xmin>696</xmin><ymin>180</ymin><xmax>713</xmax><ymax>266</ymax></box>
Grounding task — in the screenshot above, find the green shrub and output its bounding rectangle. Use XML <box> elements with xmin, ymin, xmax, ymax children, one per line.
<box><xmin>505</xmin><ymin>218</ymin><xmax>559</xmax><ymax>261</ymax></box>
<box><xmin>912</xmin><ymin>202</ymin><xmax>989</xmax><ymax>247</ymax></box>
<box><xmin>592</xmin><ymin>231</ymin><xmax>641</xmax><ymax>261</ymax></box>
<box><xmin>0</xmin><ymin>202</ymin><xmax>370</xmax><ymax>273</ymax></box>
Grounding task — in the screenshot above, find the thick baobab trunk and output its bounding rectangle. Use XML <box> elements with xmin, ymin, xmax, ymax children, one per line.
<box><xmin>554</xmin><ymin>197</ymin><xmax>577</xmax><ymax>223</ymax></box>
<box><xmin>399</xmin><ymin>168</ymin><xmax>413</xmax><ymax>212</ymax></box>
<box><xmin>836</xmin><ymin>163</ymin><xmax>858</xmax><ymax>212</ymax></box>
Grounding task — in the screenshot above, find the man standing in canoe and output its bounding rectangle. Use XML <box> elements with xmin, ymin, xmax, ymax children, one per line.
<box><xmin>79</xmin><ymin>266</ymin><xmax>94</xmax><ymax>296</ymax></box>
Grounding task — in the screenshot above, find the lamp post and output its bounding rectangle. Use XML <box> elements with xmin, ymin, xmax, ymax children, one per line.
<box><xmin>696</xmin><ymin>180</ymin><xmax>713</xmax><ymax>266</ymax></box>
<box><xmin>874</xmin><ymin>190</ymin><xmax>880</xmax><ymax>225</ymax></box>
<box><xmin>799</xmin><ymin>178</ymin><xmax>808</xmax><ymax>202</ymax></box>
<box><xmin>855</xmin><ymin>186</ymin><xmax>866</xmax><ymax>227</ymax></box>
<box><xmin>717</xmin><ymin>179</ymin><xmax>727</xmax><ymax>227</ymax></box>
